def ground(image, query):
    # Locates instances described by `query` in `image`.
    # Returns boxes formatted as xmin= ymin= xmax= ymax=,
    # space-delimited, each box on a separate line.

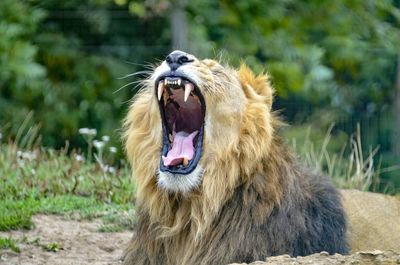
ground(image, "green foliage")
xmin=0 ymin=195 xmax=135 ymax=232
xmin=0 ymin=0 xmax=399 ymax=191
xmin=0 ymin=199 xmax=36 ymax=231
xmin=0 ymin=0 xmax=46 ymax=83
xmin=0 ymin=0 xmax=169 ymax=150
xmin=186 ymin=0 xmax=400 ymax=191
xmin=189 ymin=0 xmax=400 ymax=105
xmin=0 ymin=237 xmax=20 ymax=253
xmin=0 ymin=141 xmax=135 ymax=203
xmin=100 ymin=206 xmax=136 ymax=232
xmin=44 ymin=242 xmax=62 ymax=252
xmin=285 ymin=125 xmax=385 ymax=192
xmin=0 ymin=136 xmax=135 ymax=231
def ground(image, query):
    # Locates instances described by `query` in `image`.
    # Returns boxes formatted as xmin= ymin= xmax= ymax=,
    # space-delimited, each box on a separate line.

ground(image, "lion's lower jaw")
xmin=157 ymin=165 xmax=204 ymax=194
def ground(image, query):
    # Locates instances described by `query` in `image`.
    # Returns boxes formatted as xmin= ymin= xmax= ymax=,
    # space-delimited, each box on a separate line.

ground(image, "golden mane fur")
xmin=124 ymin=63 xmax=280 ymax=236
xmin=122 ymin=52 xmax=348 ymax=264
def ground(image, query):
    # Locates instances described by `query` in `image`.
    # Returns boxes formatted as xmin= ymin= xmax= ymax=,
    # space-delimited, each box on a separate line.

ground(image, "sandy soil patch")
xmin=0 ymin=214 xmax=131 ymax=265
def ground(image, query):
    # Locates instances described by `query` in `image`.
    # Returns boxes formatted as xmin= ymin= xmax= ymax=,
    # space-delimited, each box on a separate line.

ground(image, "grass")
xmin=287 ymin=124 xmax=399 ymax=193
xmin=43 ymin=242 xmax=63 ymax=252
xmin=0 ymin=237 xmax=20 ymax=253
xmin=0 ymin=125 xmax=136 ymax=242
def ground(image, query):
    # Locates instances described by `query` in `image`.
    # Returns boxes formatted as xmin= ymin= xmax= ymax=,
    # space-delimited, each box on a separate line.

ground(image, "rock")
xmin=228 ymin=251 xmax=400 ymax=265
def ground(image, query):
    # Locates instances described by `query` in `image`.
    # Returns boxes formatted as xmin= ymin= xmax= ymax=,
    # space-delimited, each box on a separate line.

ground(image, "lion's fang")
xmin=184 ymin=83 xmax=194 ymax=102
xmin=157 ymin=82 xmax=165 ymax=101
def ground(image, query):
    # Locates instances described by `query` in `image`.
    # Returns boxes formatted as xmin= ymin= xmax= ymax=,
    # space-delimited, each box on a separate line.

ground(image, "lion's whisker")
xmin=114 ymin=80 xmax=145 ymax=94
xmin=117 ymin=70 xmax=152 ymax=80
xmin=123 ymin=61 xmax=155 ymax=69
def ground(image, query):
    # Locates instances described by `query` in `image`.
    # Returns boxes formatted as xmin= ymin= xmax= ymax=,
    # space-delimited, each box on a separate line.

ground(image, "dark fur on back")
xmin=212 ymin=174 xmax=348 ymax=263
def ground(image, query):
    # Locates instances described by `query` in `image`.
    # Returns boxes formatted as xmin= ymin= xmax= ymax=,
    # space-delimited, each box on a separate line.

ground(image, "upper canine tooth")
xmin=177 ymin=79 xmax=181 ymax=86
xmin=157 ymin=82 xmax=164 ymax=101
xmin=184 ymin=83 xmax=194 ymax=102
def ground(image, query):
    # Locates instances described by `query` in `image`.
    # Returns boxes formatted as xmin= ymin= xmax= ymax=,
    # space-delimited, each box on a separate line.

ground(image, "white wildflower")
xmin=22 ymin=151 xmax=37 ymax=161
xmin=108 ymin=166 xmax=116 ymax=174
xmin=16 ymin=150 xmax=36 ymax=161
xmin=79 ymin=128 xmax=97 ymax=136
xmin=109 ymin=147 xmax=117 ymax=153
xmin=88 ymin=129 xmax=97 ymax=136
xmin=93 ymin=140 xmax=105 ymax=150
xmin=79 ymin=128 xmax=90 ymax=135
xmin=101 ymin=135 xmax=110 ymax=142
xmin=74 ymin=154 xmax=84 ymax=162
xmin=101 ymin=164 xmax=109 ymax=173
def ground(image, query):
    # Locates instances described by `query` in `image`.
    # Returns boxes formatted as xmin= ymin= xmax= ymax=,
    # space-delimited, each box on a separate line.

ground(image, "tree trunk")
xmin=170 ymin=0 xmax=188 ymax=51
xmin=394 ymin=54 xmax=400 ymax=157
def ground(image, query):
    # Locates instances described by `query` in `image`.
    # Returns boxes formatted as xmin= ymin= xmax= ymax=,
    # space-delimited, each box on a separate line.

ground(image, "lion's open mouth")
xmin=156 ymin=76 xmax=205 ymax=174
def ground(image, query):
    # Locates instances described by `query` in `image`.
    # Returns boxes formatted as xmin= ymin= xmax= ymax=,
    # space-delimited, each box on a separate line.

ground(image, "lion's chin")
xmin=157 ymin=165 xmax=203 ymax=194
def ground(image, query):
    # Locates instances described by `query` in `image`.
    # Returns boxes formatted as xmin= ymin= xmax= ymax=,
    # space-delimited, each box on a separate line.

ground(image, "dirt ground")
xmin=0 ymin=215 xmax=131 ymax=265
xmin=230 ymin=251 xmax=400 ymax=265
xmin=1 ymin=215 xmax=399 ymax=265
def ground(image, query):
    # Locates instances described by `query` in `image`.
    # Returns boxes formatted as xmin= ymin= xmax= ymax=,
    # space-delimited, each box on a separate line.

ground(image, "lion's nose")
xmin=165 ymin=50 xmax=192 ymax=71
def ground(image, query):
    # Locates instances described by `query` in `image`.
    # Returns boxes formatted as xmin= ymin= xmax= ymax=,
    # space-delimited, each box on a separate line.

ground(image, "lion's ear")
xmin=238 ymin=64 xmax=274 ymax=109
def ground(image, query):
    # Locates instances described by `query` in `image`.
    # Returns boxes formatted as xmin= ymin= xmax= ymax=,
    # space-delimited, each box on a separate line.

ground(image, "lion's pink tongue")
xmin=162 ymin=131 xmax=198 ymax=167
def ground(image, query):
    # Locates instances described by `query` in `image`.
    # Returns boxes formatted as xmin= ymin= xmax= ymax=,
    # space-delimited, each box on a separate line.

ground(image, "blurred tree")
xmin=395 ymin=55 xmax=400 ymax=156
xmin=185 ymin=0 xmax=400 ymax=191
xmin=171 ymin=0 xmax=188 ymax=50
xmin=187 ymin=0 xmax=400 ymax=107
xmin=0 ymin=0 xmax=399 ymax=190
xmin=0 ymin=0 xmax=170 ymax=150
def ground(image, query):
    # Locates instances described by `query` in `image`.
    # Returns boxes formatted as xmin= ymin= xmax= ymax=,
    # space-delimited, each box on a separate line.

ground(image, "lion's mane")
xmin=122 ymin=56 xmax=348 ymax=265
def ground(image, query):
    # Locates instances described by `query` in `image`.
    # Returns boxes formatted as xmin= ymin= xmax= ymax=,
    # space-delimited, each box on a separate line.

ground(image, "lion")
xmin=122 ymin=50 xmax=348 ymax=265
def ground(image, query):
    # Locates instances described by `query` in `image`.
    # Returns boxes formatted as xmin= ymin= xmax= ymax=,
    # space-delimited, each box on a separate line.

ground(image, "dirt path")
xmin=230 ymin=251 xmax=400 ymax=265
xmin=1 ymin=215 xmax=399 ymax=265
xmin=0 ymin=215 xmax=131 ymax=265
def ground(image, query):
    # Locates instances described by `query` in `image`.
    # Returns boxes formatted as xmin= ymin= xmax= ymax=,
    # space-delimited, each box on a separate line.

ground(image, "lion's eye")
xmin=177 ymin=55 xmax=190 ymax=64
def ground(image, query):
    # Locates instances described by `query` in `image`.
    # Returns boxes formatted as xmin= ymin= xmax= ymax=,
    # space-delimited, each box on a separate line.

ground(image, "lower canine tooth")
xmin=183 ymin=157 xmax=189 ymax=166
xmin=163 ymin=91 xmax=168 ymax=105
xmin=157 ymin=82 xmax=164 ymax=101
xmin=184 ymin=83 xmax=194 ymax=102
